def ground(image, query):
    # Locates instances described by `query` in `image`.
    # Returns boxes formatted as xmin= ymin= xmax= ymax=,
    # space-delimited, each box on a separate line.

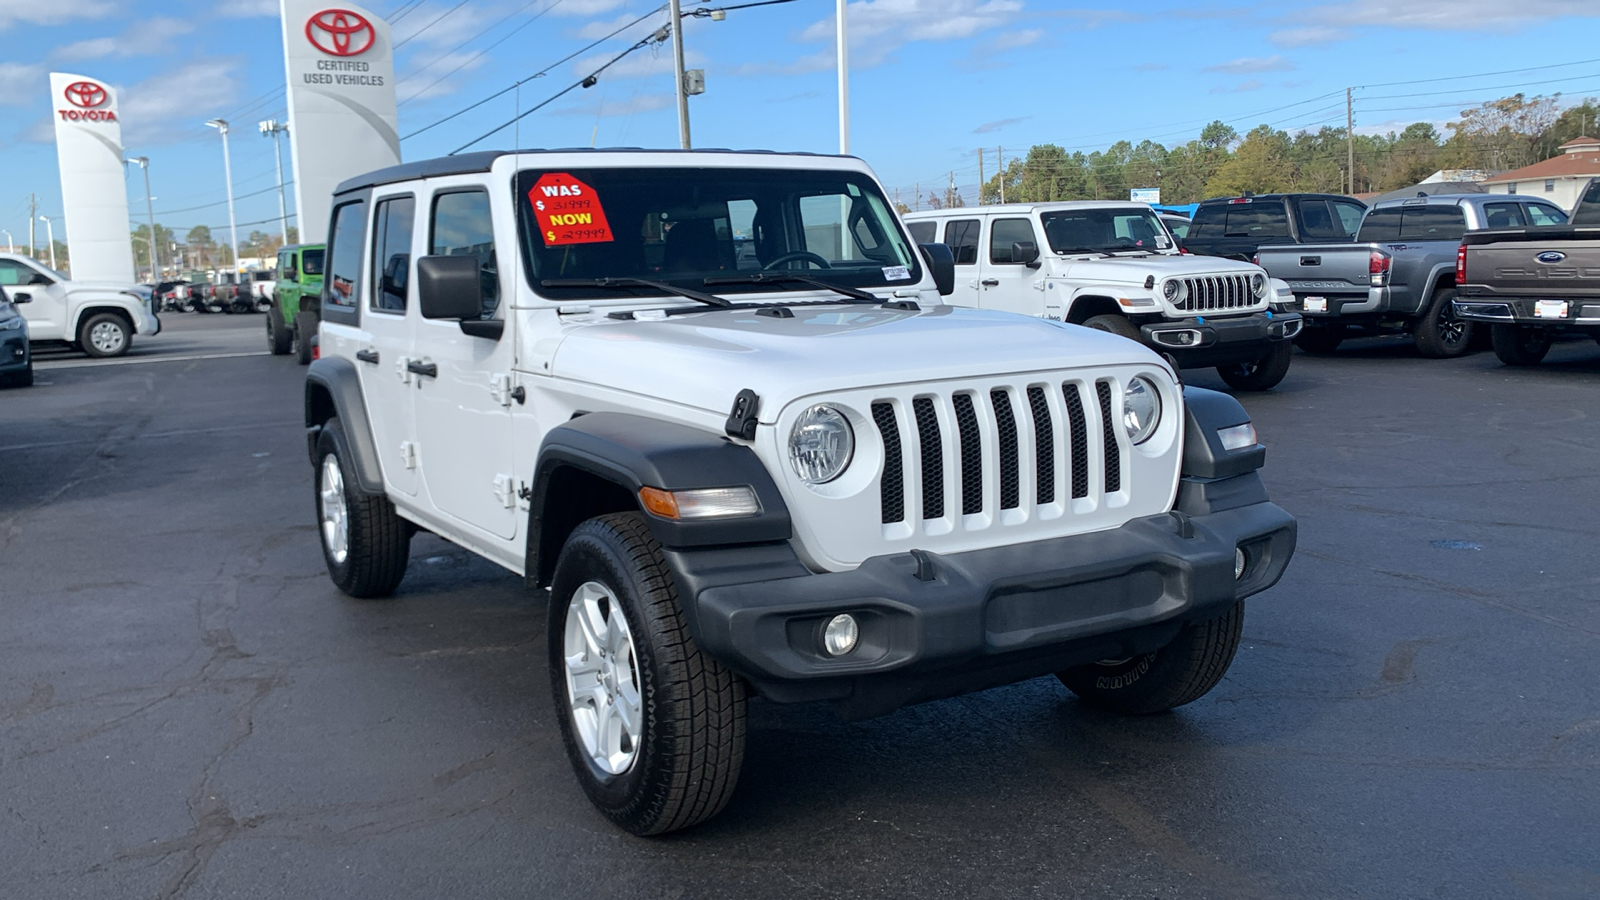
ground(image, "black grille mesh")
xmin=1064 ymin=384 xmax=1090 ymax=499
xmin=953 ymin=394 xmax=983 ymax=516
xmin=1026 ymin=387 xmax=1055 ymax=505
xmin=912 ymin=397 xmax=944 ymax=520
xmin=990 ymin=390 xmax=1020 ymax=510
xmin=872 ymin=402 xmax=904 ymax=524
xmin=1095 ymin=381 xmax=1122 ymax=494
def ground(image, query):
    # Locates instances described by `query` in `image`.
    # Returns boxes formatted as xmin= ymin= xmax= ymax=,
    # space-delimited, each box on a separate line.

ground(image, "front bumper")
xmin=1 ymin=331 xmax=29 ymax=372
xmin=138 ymin=310 xmax=161 ymax=336
xmin=1142 ymin=311 xmax=1303 ymax=367
xmin=667 ymin=491 xmax=1295 ymax=719
xmin=1454 ymin=297 xmax=1600 ymax=328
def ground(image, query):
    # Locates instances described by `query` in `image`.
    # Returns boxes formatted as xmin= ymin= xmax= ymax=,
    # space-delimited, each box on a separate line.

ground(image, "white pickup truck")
xmin=0 ymin=253 xmax=160 ymax=357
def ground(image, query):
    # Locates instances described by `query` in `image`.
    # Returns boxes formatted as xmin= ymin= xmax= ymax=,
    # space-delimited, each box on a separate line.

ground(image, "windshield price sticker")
xmin=882 ymin=265 xmax=911 ymax=281
xmin=529 ymin=173 xmax=613 ymax=246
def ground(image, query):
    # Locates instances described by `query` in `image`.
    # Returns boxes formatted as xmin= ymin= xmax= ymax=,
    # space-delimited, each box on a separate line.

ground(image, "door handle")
xmin=1300 ymin=256 xmax=1321 ymax=266
xmin=406 ymin=359 xmax=438 ymax=378
xmin=355 ymin=348 xmax=380 ymax=364
xmin=981 ymin=278 xmax=999 ymax=287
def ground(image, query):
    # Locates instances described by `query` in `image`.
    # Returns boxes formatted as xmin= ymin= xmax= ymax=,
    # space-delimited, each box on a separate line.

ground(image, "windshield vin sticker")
xmin=882 ymin=265 xmax=911 ymax=281
xmin=529 ymin=173 xmax=613 ymax=246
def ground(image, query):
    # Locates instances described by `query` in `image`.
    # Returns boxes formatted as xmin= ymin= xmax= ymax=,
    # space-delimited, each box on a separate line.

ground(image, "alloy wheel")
xmin=319 ymin=455 xmax=349 ymax=565
xmin=563 ymin=581 xmax=643 ymax=776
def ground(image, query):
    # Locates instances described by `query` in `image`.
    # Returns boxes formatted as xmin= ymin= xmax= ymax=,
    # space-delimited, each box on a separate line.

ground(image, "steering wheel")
xmin=762 ymin=251 xmax=831 ymax=271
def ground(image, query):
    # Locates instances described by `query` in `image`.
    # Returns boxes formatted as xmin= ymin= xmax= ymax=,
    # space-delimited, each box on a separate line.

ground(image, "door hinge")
xmin=490 ymin=373 xmax=514 ymax=407
xmin=396 ymin=355 xmax=412 ymax=384
xmin=517 ymin=482 xmax=533 ymax=502
xmin=493 ymin=474 xmax=516 ymax=509
xmin=399 ymin=440 xmax=418 ymax=470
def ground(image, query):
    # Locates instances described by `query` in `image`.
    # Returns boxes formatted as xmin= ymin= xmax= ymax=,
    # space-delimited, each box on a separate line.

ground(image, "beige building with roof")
xmin=1482 ymin=137 xmax=1600 ymax=211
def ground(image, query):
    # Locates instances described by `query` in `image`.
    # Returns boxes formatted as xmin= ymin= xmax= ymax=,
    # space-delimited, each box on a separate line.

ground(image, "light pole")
xmin=205 ymin=119 xmax=240 ymax=272
xmin=259 ymin=119 xmax=290 ymax=242
xmin=1 ymin=230 xmax=11 ymax=252
xmin=836 ymin=0 xmax=849 ymax=154
xmin=125 ymin=156 xmax=161 ymax=279
xmin=38 ymin=216 xmax=57 ymax=271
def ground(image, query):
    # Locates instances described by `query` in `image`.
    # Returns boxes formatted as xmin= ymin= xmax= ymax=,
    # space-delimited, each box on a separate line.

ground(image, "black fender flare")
xmin=1180 ymin=386 xmax=1265 ymax=479
xmin=304 ymin=357 xmax=384 ymax=494
xmin=526 ymin=412 xmax=792 ymax=586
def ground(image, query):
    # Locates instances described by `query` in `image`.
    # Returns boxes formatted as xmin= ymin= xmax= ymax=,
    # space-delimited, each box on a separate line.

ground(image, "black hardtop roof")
xmin=334 ymin=148 xmax=856 ymax=196
xmin=1195 ymin=192 xmax=1365 ymax=207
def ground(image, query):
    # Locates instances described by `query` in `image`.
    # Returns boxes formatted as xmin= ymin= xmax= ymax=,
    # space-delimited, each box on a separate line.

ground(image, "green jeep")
xmin=268 ymin=243 xmax=325 ymax=364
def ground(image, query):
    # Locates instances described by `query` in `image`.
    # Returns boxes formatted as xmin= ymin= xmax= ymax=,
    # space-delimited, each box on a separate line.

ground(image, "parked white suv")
xmin=0 ymin=253 xmax=160 ymax=357
xmin=304 ymin=150 xmax=1296 ymax=835
xmin=904 ymin=202 xmax=1303 ymax=390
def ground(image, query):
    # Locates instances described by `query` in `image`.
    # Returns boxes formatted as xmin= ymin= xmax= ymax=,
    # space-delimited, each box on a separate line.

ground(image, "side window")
xmin=1186 ymin=205 xmax=1226 ymax=239
xmin=324 ymin=200 xmax=367 ymax=311
xmin=1576 ymin=181 xmax=1600 ymax=226
xmin=430 ymin=190 xmax=499 ymax=318
xmin=370 ymin=196 xmax=415 ymax=312
xmin=989 ymin=218 xmax=1037 ymax=264
xmin=1400 ymin=206 xmax=1466 ymax=241
xmin=1481 ymin=202 xmax=1526 ymax=229
xmin=944 ymin=218 xmax=980 ymax=266
xmin=906 ymin=221 xmax=936 ymax=244
xmin=1527 ymin=204 xmax=1567 ymax=226
xmin=1331 ymin=201 xmax=1367 ymax=237
xmin=0 ymin=259 xmax=36 ymax=286
xmin=301 ymin=248 xmax=325 ymax=276
xmin=1356 ymin=208 xmax=1401 ymax=242
xmin=1295 ymin=199 xmax=1343 ymax=240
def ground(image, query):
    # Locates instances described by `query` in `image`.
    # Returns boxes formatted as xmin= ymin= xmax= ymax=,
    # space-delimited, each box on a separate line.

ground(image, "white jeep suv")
xmin=303 ymin=150 xmax=1297 ymax=835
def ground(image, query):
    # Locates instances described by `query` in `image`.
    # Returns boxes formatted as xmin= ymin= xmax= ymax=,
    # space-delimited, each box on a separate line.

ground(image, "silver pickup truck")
xmin=1255 ymin=193 xmax=1568 ymax=357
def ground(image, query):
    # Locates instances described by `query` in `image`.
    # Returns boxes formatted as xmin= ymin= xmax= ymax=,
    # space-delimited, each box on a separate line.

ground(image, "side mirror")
xmin=918 ymin=242 xmax=956 ymax=297
xmin=417 ymin=255 xmax=502 ymax=339
xmin=29 ymin=273 xmax=51 ymax=285
xmin=13 ymin=292 xmax=31 ymax=303
xmin=1012 ymin=241 xmax=1041 ymax=267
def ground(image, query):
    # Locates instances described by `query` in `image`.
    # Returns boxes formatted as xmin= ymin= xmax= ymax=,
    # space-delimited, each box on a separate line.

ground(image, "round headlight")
xmin=1251 ymin=273 xmax=1267 ymax=297
xmin=1162 ymin=279 xmax=1181 ymax=301
xmin=1122 ymin=376 xmax=1162 ymax=445
xmin=789 ymin=405 xmax=854 ymax=484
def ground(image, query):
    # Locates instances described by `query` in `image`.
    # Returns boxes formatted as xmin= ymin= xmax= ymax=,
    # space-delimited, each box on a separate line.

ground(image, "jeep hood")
xmin=1059 ymin=254 xmax=1260 ymax=284
xmin=548 ymin=303 xmax=1169 ymax=419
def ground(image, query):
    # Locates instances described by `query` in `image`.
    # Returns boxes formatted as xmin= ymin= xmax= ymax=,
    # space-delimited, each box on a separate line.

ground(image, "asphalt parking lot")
xmin=3 ymin=314 xmax=1598 ymax=900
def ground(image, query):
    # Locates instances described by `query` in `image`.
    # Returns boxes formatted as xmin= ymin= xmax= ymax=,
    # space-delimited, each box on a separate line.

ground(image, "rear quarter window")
xmin=323 ymin=200 xmax=368 ymax=325
xmin=1574 ymin=181 xmax=1600 ymax=226
xmin=1359 ymin=205 xmax=1466 ymax=242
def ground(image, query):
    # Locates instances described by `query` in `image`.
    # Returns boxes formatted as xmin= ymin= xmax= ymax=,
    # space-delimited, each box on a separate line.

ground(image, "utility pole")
xmin=27 ymin=193 xmax=37 ymax=260
xmin=836 ymin=0 xmax=849 ymax=154
xmin=977 ymin=149 xmax=984 ymax=205
xmin=669 ymin=0 xmax=691 ymax=149
xmin=997 ymin=147 xmax=1004 ymax=204
xmin=913 ymin=182 xmax=919 ymax=212
xmin=1346 ymin=87 xmax=1355 ymax=195
xmin=260 ymin=120 xmax=290 ymax=242
xmin=206 ymin=119 xmax=239 ymax=271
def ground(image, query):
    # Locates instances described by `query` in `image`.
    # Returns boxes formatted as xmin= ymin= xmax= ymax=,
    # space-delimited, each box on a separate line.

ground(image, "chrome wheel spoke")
xmin=563 ymin=580 xmax=643 ymax=776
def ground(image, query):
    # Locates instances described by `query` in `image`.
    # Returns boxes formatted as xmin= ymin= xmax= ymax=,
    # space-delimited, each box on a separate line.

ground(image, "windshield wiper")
xmin=1052 ymin=247 xmax=1111 ymax=257
xmin=541 ymin=277 xmax=731 ymax=308
xmin=702 ymin=272 xmax=878 ymax=302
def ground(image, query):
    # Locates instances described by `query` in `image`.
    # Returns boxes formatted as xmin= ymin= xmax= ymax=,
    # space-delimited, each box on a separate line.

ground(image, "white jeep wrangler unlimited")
xmin=904 ymin=202 xmax=1304 ymax=391
xmin=304 ymin=150 xmax=1297 ymax=835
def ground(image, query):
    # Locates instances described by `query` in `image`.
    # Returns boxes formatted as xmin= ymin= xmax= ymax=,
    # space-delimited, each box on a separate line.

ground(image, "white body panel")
xmin=0 ymin=254 xmax=157 ymax=342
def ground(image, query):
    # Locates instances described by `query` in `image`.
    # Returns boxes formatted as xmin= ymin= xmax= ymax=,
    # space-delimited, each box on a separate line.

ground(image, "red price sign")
xmin=528 ymin=173 xmax=613 ymax=246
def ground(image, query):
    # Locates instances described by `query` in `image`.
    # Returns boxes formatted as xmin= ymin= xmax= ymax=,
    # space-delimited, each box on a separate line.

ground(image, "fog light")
xmin=822 ymin=614 xmax=859 ymax=657
xmin=1235 ymin=548 xmax=1248 ymax=580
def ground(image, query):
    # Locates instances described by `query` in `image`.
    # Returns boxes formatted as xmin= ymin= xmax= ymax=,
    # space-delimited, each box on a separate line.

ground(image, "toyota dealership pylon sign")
xmin=48 ymin=72 xmax=135 ymax=283
xmin=282 ymin=0 xmax=399 ymax=244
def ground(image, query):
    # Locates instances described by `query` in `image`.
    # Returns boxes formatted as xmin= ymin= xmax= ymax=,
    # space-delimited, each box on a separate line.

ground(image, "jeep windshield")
xmin=516 ymin=167 xmax=923 ymax=301
xmin=1040 ymin=208 xmax=1173 ymax=255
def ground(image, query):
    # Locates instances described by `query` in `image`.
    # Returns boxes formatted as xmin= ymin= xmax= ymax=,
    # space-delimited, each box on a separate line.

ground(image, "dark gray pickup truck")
xmin=1455 ymin=178 xmax=1600 ymax=365
xmin=1256 ymin=193 xmax=1569 ymax=357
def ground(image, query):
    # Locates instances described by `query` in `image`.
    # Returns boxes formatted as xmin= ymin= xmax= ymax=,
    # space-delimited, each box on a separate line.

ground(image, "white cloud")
xmin=557 ymin=91 xmax=673 ymax=118
xmin=1202 ymin=55 xmax=1293 ymax=75
xmin=1270 ymin=26 xmax=1347 ymax=47
xmin=0 ymin=0 xmax=113 ymax=29
xmin=0 ymin=61 xmax=44 ymax=106
xmin=973 ymin=116 xmax=1028 ymax=134
xmin=1311 ymin=0 xmax=1597 ymax=28
xmin=393 ymin=1 xmax=504 ymax=49
xmin=54 ymin=18 xmax=196 ymax=61
xmin=794 ymin=0 xmax=1023 ymax=70
xmin=119 ymin=59 xmax=243 ymax=146
xmin=397 ymin=51 xmax=489 ymax=101
xmin=1210 ymin=79 xmax=1264 ymax=94
xmin=549 ymin=0 xmax=627 ymax=17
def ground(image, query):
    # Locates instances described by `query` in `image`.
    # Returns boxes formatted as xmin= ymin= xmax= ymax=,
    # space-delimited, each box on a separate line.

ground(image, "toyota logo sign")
xmin=63 ymin=81 xmax=108 ymax=109
xmin=306 ymin=9 xmax=375 ymax=57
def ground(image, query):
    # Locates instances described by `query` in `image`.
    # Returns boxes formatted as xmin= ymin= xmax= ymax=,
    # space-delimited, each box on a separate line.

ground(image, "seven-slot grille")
xmin=871 ymin=379 xmax=1127 ymax=528
xmin=1176 ymin=273 xmax=1256 ymax=312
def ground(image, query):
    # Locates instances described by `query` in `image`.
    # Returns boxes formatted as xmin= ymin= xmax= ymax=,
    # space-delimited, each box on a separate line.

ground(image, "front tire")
xmin=1083 ymin=313 xmax=1142 ymax=343
xmin=1216 ymin=341 xmax=1292 ymax=391
xmin=549 ymin=512 xmax=747 ymax=836
xmin=1413 ymin=289 xmax=1472 ymax=358
xmin=267 ymin=308 xmax=293 ymax=355
xmin=1058 ymin=601 xmax=1244 ymax=715
xmin=314 ymin=417 xmax=410 ymax=598
xmin=295 ymin=311 xmax=316 ymax=366
xmin=1491 ymin=324 xmax=1553 ymax=366
xmin=79 ymin=313 xmax=131 ymax=358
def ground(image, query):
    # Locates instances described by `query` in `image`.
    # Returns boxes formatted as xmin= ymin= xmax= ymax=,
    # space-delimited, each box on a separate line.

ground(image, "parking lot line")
xmin=35 ymin=350 xmax=271 ymax=370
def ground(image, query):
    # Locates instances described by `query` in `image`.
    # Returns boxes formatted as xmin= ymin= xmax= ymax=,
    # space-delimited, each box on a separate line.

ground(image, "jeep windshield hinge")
xmin=725 ymin=389 xmax=760 ymax=440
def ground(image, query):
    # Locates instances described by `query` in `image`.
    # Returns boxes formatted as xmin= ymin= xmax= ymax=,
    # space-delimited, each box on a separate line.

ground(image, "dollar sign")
xmin=547 ymin=230 xmax=555 ymax=242
xmin=536 ymin=200 xmax=545 ymax=210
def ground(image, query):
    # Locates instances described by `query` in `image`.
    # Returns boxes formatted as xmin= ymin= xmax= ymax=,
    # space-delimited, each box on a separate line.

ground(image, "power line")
xmin=155 ymin=181 xmax=295 ymax=217
xmin=1357 ymin=57 xmax=1600 ymax=90
xmin=394 ymin=0 xmax=473 ymax=50
xmin=399 ymin=0 xmax=569 ymax=104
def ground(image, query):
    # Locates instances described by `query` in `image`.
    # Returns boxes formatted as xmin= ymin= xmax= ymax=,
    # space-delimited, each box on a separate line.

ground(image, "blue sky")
xmin=3 ymin=0 xmax=1599 ymax=248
